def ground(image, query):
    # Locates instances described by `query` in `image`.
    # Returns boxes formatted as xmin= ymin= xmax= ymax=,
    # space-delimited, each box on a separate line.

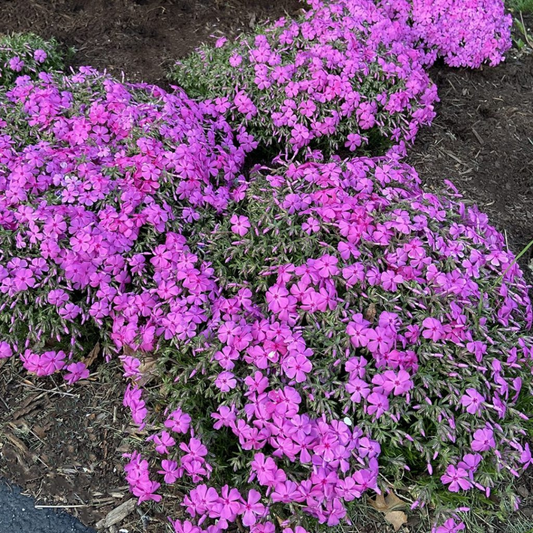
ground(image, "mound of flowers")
xmin=0 ymin=68 xmax=252 ymax=381
xmin=170 ymin=0 xmax=439 ymax=156
xmin=0 ymin=0 xmax=524 ymax=530
xmin=408 ymin=0 xmax=512 ymax=68
xmin=0 ymin=32 xmax=69 ymax=88
xmin=119 ymin=153 xmax=533 ymax=532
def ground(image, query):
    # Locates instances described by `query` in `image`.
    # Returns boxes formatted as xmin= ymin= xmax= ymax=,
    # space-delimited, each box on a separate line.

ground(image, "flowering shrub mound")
xmin=0 ymin=1 xmax=521 ymax=530
xmin=408 ymin=0 xmax=512 ymax=68
xmin=0 ymin=33 xmax=69 ymax=88
xmin=122 ymin=154 xmax=533 ymax=532
xmin=169 ymin=0 xmax=438 ymax=156
xmin=0 ymin=68 xmax=251 ymax=384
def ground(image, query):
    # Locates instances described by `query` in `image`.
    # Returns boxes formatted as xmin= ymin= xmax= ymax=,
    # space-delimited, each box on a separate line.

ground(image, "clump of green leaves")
xmin=0 ymin=33 xmax=72 ymax=88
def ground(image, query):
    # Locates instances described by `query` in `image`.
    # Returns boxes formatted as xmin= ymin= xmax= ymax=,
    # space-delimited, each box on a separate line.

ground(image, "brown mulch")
xmin=0 ymin=0 xmax=302 ymax=87
xmin=0 ymin=2 xmax=533 ymax=533
xmin=0 ymin=358 xmax=135 ymax=529
xmin=408 ymin=51 xmax=533 ymax=281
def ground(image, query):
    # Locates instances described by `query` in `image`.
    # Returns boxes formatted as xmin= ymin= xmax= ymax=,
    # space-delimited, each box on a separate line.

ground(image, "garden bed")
xmin=0 ymin=1 xmax=533 ymax=533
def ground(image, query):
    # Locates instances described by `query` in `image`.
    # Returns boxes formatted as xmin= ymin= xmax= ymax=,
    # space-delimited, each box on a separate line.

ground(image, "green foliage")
xmin=0 ymin=32 xmax=72 ymax=89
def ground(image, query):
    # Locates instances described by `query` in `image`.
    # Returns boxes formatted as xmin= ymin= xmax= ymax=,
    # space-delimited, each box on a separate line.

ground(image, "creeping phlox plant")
xmin=170 ymin=0 xmax=438 ymax=156
xmin=0 ymin=33 xmax=69 ymax=89
xmin=0 ymin=0 xmax=522 ymax=530
xmin=373 ymin=0 xmax=512 ymax=69
xmin=123 ymin=154 xmax=533 ymax=532
xmin=0 ymin=68 xmax=251 ymax=386
xmin=408 ymin=0 xmax=512 ymax=68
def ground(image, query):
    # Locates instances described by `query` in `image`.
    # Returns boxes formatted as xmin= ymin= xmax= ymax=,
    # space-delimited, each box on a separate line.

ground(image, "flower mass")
xmin=0 ymin=1 xmax=530 ymax=532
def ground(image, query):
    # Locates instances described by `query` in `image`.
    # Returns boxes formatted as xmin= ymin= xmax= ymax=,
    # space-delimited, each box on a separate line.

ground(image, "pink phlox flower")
xmin=345 ymin=356 xmax=367 ymax=378
xmin=457 ymin=453 xmax=482 ymax=476
xmin=422 ymin=317 xmax=444 ymax=342
xmin=120 ymin=355 xmax=141 ymax=380
xmin=151 ymin=431 xmax=176 ymax=454
xmin=283 ymin=353 xmax=312 ymax=383
xmin=366 ymin=392 xmax=389 ymax=418
xmin=366 ymin=327 xmax=394 ymax=354
xmin=158 ymin=459 xmax=182 ymax=484
xmin=230 ymin=214 xmax=251 ymax=236
xmin=214 ymin=346 xmax=239 ymax=370
xmin=241 ymin=489 xmax=266 ymax=527
xmin=459 ymin=388 xmax=485 ymax=414
xmin=265 ymin=284 xmax=290 ymax=314
xmin=187 ymin=484 xmax=219 ymax=518
xmin=9 ymin=56 xmax=24 ymax=72
xmin=441 ymin=465 xmax=473 ymax=492
xmin=345 ymin=377 xmax=370 ymax=403
xmin=381 ymin=370 xmax=414 ymax=396
xmin=314 ymin=254 xmax=339 ymax=278
xmin=346 ymin=315 xmax=371 ymax=347
xmin=211 ymin=405 xmax=237 ymax=430
xmin=215 ymin=371 xmax=237 ymax=392
xmin=471 ymin=427 xmax=496 ymax=452
xmin=271 ymin=480 xmax=304 ymax=504
xmin=180 ymin=437 xmax=208 ymax=461
xmin=132 ymin=477 xmax=162 ymax=503
xmin=0 ymin=342 xmax=13 ymax=359
xmin=351 ymin=468 xmax=377 ymax=493
xmin=170 ymin=519 xmax=201 ymax=533
xmin=434 ymin=518 xmax=466 ymax=533
xmin=63 ymin=362 xmax=90 ymax=384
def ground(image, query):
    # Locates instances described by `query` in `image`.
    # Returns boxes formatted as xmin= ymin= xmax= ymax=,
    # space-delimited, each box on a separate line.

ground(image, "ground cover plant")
xmin=170 ymin=0 xmax=439 ymax=157
xmin=0 ymin=0 xmax=532 ymax=532
xmin=0 ymin=32 xmax=69 ymax=88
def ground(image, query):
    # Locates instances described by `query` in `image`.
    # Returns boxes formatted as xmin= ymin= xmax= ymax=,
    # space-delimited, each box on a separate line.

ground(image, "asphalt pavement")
xmin=0 ymin=478 xmax=96 ymax=533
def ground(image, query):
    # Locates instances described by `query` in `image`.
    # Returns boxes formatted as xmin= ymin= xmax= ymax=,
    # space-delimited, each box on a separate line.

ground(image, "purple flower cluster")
xmin=171 ymin=0 xmax=439 ymax=155
xmin=0 ymin=32 xmax=69 ymax=88
xmin=0 ymin=1 xmax=521 ymax=531
xmin=408 ymin=0 xmax=512 ymax=67
xmin=0 ymin=68 xmax=248 ymax=386
xmin=123 ymin=153 xmax=533 ymax=532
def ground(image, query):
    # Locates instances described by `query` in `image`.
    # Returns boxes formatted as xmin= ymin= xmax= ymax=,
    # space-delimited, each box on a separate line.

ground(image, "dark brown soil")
xmin=408 ymin=52 xmax=533 ymax=279
xmin=0 ymin=358 xmax=134 ymax=528
xmin=0 ymin=0 xmax=302 ymax=87
xmin=0 ymin=1 xmax=533 ymax=532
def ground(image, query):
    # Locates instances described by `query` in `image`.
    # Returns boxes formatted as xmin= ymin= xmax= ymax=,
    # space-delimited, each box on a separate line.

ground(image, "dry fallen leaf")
xmin=82 ymin=342 xmax=100 ymax=368
xmin=364 ymin=302 xmax=377 ymax=322
xmin=384 ymin=510 xmax=408 ymax=532
xmin=369 ymin=491 xmax=408 ymax=531
xmin=137 ymin=354 xmax=158 ymax=387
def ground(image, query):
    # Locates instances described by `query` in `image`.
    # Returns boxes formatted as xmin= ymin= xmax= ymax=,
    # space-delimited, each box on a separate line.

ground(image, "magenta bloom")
xmin=8 ymin=56 xmax=24 ymax=72
xmin=230 ymin=214 xmax=251 ymax=236
xmin=0 ymin=342 xmax=12 ymax=359
xmin=34 ymin=49 xmax=48 ymax=63
xmin=164 ymin=408 xmax=192 ymax=434
xmin=169 ymin=519 xmax=201 ymax=533
xmin=63 ymin=362 xmax=90 ymax=384
xmin=132 ymin=478 xmax=162 ymax=503
xmin=215 ymin=371 xmax=237 ymax=392
xmin=435 ymin=518 xmax=466 ymax=533
xmin=152 ymin=431 xmax=176 ymax=454
xmin=440 ymin=465 xmax=472 ymax=492
xmin=283 ymin=354 xmax=312 ymax=382
xmin=158 ymin=459 xmax=181 ymax=484
xmin=315 ymin=254 xmax=339 ymax=278
xmin=460 ymin=388 xmax=485 ymax=414
xmin=366 ymin=392 xmax=389 ymax=418
xmin=471 ymin=428 xmax=496 ymax=451
xmin=381 ymin=370 xmax=414 ymax=396
xmin=422 ymin=317 xmax=444 ymax=341
xmin=241 ymin=489 xmax=265 ymax=526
